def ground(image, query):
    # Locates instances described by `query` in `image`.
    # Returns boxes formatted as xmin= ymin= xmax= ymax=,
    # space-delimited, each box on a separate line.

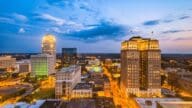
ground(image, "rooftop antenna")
xmin=151 ymin=31 xmax=154 ymax=38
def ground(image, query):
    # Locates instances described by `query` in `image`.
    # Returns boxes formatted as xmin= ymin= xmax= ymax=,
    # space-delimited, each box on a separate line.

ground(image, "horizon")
xmin=0 ymin=0 xmax=192 ymax=53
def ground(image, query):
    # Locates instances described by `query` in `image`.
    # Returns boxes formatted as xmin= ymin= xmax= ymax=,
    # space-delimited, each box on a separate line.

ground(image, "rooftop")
xmin=135 ymin=98 xmax=183 ymax=108
xmin=129 ymin=36 xmax=157 ymax=41
xmin=59 ymin=65 xmax=80 ymax=73
xmin=31 ymin=54 xmax=53 ymax=58
xmin=73 ymin=83 xmax=93 ymax=90
xmin=0 ymin=56 xmax=15 ymax=60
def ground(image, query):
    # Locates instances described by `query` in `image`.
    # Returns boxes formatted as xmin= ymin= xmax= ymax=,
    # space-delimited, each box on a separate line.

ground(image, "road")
xmin=103 ymin=67 xmax=139 ymax=108
xmin=0 ymin=81 xmax=34 ymax=107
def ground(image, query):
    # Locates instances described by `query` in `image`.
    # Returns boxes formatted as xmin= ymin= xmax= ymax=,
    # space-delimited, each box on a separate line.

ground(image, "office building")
xmin=61 ymin=48 xmax=77 ymax=67
xmin=31 ymin=54 xmax=55 ymax=77
xmin=42 ymin=34 xmax=56 ymax=66
xmin=121 ymin=36 xmax=161 ymax=97
xmin=55 ymin=65 xmax=81 ymax=99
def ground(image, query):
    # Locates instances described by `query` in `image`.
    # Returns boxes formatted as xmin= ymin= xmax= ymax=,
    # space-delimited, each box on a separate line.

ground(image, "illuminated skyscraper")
xmin=61 ymin=48 xmax=77 ymax=67
xmin=31 ymin=54 xmax=54 ymax=77
xmin=121 ymin=36 xmax=161 ymax=97
xmin=42 ymin=34 xmax=56 ymax=66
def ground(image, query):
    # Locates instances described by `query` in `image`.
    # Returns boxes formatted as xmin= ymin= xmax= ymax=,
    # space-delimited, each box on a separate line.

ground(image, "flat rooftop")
xmin=31 ymin=54 xmax=53 ymax=58
xmin=73 ymin=83 xmax=92 ymax=90
xmin=158 ymin=101 xmax=192 ymax=108
xmin=0 ymin=56 xmax=15 ymax=60
xmin=59 ymin=65 xmax=80 ymax=73
xmin=135 ymin=98 xmax=184 ymax=108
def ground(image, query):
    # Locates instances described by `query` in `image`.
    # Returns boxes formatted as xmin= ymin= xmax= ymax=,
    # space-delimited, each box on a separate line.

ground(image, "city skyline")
xmin=0 ymin=0 xmax=192 ymax=53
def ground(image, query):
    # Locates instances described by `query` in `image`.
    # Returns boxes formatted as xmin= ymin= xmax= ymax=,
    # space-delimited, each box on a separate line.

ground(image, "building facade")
xmin=55 ymin=65 xmax=81 ymax=99
xmin=42 ymin=34 xmax=56 ymax=67
xmin=16 ymin=60 xmax=31 ymax=73
xmin=0 ymin=56 xmax=16 ymax=70
xmin=72 ymin=83 xmax=93 ymax=99
xmin=61 ymin=48 xmax=77 ymax=67
xmin=31 ymin=54 xmax=55 ymax=77
xmin=121 ymin=36 xmax=161 ymax=97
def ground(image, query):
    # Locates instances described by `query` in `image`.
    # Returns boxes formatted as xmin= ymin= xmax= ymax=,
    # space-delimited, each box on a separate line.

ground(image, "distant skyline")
xmin=0 ymin=0 xmax=192 ymax=53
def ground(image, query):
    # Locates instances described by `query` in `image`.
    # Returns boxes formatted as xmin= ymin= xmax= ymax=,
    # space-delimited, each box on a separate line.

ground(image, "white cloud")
xmin=18 ymin=28 xmax=25 ymax=33
xmin=40 ymin=13 xmax=84 ymax=29
xmin=46 ymin=27 xmax=62 ymax=33
xmin=41 ymin=14 xmax=65 ymax=26
xmin=0 ymin=17 xmax=14 ymax=23
xmin=13 ymin=13 xmax=28 ymax=22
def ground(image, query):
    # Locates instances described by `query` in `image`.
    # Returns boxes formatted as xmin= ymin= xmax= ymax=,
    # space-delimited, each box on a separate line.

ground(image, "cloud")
xmin=143 ymin=20 xmax=160 ymax=26
xmin=40 ymin=13 xmax=65 ymax=26
xmin=36 ymin=13 xmax=83 ymax=29
xmin=79 ymin=2 xmax=96 ymax=13
xmin=161 ymin=30 xmax=184 ymax=34
xmin=46 ymin=0 xmax=75 ymax=7
xmin=0 ymin=17 xmax=14 ymax=23
xmin=18 ymin=28 xmax=25 ymax=33
xmin=46 ymin=27 xmax=62 ymax=33
xmin=162 ymin=19 xmax=174 ymax=23
xmin=62 ymin=20 xmax=132 ymax=42
xmin=13 ymin=13 xmax=28 ymax=22
xmin=161 ymin=29 xmax=192 ymax=34
xmin=174 ymin=37 xmax=192 ymax=41
xmin=178 ymin=15 xmax=190 ymax=20
xmin=143 ymin=15 xmax=191 ymax=26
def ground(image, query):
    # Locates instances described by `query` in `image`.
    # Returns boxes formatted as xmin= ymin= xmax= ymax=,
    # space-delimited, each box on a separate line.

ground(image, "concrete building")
xmin=166 ymin=68 xmax=192 ymax=94
xmin=42 ymin=34 xmax=56 ymax=66
xmin=104 ymin=76 xmax=111 ymax=97
xmin=0 ymin=56 xmax=16 ymax=70
xmin=31 ymin=54 xmax=55 ymax=77
xmin=72 ymin=83 xmax=93 ymax=98
xmin=16 ymin=60 xmax=31 ymax=73
xmin=55 ymin=65 xmax=81 ymax=99
xmin=135 ymin=98 xmax=192 ymax=108
xmin=121 ymin=36 xmax=161 ymax=97
xmin=61 ymin=48 xmax=77 ymax=67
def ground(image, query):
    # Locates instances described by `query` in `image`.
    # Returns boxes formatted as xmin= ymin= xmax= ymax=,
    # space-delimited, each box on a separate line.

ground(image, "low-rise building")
xmin=0 ymin=56 xmax=16 ymax=70
xmin=72 ymin=83 xmax=93 ymax=98
xmin=135 ymin=98 xmax=186 ymax=108
xmin=166 ymin=68 xmax=192 ymax=94
xmin=16 ymin=60 xmax=31 ymax=73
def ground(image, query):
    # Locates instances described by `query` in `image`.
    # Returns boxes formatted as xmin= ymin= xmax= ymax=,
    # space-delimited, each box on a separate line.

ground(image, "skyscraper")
xmin=121 ymin=36 xmax=161 ymax=97
xmin=42 ymin=34 xmax=56 ymax=66
xmin=31 ymin=54 xmax=54 ymax=77
xmin=61 ymin=48 xmax=77 ymax=67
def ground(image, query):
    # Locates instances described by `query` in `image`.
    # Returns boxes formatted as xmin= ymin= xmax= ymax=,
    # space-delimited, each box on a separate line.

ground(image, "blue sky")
xmin=0 ymin=0 xmax=192 ymax=53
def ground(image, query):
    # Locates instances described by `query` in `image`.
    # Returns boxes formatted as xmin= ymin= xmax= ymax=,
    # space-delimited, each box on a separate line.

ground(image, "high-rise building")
xmin=55 ymin=65 xmax=81 ymax=99
xmin=61 ymin=48 xmax=77 ymax=67
xmin=42 ymin=34 xmax=56 ymax=66
xmin=121 ymin=36 xmax=161 ymax=97
xmin=31 ymin=54 xmax=55 ymax=77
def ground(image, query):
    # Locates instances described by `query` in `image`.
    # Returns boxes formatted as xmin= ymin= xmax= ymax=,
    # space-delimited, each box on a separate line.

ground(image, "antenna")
xmin=151 ymin=31 xmax=154 ymax=37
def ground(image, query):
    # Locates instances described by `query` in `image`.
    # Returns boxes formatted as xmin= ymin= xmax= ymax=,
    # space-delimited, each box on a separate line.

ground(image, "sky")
xmin=0 ymin=0 xmax=192 ymax=53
